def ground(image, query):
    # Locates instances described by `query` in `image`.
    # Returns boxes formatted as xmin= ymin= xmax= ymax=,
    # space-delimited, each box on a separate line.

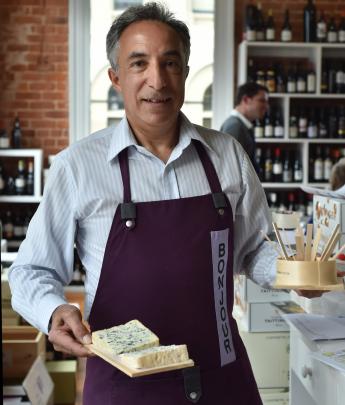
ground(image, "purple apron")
xmin=83 ymin=140 xmax=262 ymax=404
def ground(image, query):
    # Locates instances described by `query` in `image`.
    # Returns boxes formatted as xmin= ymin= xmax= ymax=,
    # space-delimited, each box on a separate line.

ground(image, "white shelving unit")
xmin=0 ymin=149 xmax=43 ymax=202
xmin=238 ymin=41 xmax=345 ymax=190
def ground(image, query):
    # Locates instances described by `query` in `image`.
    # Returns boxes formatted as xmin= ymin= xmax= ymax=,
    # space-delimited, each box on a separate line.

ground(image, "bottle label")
xmin=0 ymin=177 xmax=5 ymax=191
xmin=274 ymin=126 xmax=284 ymax=137
xmin=15 ymin=178 xmax=26 ymax=188
xmin=14 ymin=226 xmax=23 ymax=238
xmin=273 ymin=162 xmax=282 ymax=175
xmin=287 ymin=81 xmax=296 ymax=92
xmin=299 ymin=118 xmax=307 ymax=132
xmin=314 ymin=162 xmax=324 ymax=180
xmin=307 ymin=125 xmax=318 ymax=138
xmin=327 ymin=31 xmax=337 ymax=43
xmin=294 ymin=169 xmax=303 ymax=182
xmin=264 ymin=125 xmax=273 ymax=137
xmin=289 ymin=126 xmax=298 ymax=138
xmin=317 ymin=23 xmax=327 ymax=40
xmin=283 ymin=170 xmax=292 ymax=182
xmin=324 ymin=161 xmax=333 ymax=180
xmin=0 ymin=138 xmax=10 ymax=148
xmin=246 ymin=29 xmax=256 ymax=41
xmin=266 ymin=29 xmax=275 ymax=41
xmin=336 ymin=71 xmax=344 ymax=84
xmin=281 ymin=30 xmax=292 ymax=42
xmin=297 ymin=79 xmax=306 ymax=92
xmin=339 ymin=30 xmax=345 ymax=43
xmin=254 ymin=127 xmax=263 ymax=138
xmin=307 ymin=75 xmax=316 ymax=92
xmin=256 ymin=31 xmax=265 ymax=41
xmin=4 ymin=223 xmax=14 ymax=239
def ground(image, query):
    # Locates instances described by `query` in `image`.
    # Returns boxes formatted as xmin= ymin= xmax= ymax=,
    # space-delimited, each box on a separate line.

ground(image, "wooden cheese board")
xmin=85 ymin=344 xmax=195 ymax=377
xmin=273 ymin=282 xmax=344 ymax=291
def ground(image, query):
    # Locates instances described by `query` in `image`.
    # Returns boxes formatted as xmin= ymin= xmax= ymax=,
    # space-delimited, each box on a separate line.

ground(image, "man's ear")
xmin=185 ymin=65 xmax=190 ymax=79
xmin=108 ymin=68 xmax=122 ymax=93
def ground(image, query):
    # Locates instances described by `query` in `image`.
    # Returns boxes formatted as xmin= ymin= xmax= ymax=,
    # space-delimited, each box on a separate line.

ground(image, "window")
xmin=203 ymin=84 xmax=212 ymax=111
xmin=113 ymin=0 xmax=142 ymax=10
xmin=108 ymin=87 xmax=124 ymax=110
xmin=192 ymin=0 xmax=214 ymax=14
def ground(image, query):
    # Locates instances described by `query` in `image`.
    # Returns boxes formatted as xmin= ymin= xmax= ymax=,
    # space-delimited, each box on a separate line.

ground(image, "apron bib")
xmin=83 ymin=140 xmax=262 ymax=404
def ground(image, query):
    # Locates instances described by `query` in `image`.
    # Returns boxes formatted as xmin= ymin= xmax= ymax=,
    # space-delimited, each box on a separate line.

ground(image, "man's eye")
xmin=165 ymin=60 xmax=182 ymax=72
xmin=130 ymin=60 xmax=146 ymax=68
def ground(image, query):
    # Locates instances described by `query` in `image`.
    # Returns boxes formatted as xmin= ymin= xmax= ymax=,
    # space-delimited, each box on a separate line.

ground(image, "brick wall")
xmin=0 ymin=0 xmax=69 ymax=161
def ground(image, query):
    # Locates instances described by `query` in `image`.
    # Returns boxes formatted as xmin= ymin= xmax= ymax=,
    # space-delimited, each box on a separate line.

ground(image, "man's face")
xmin=245 ymin=90 xmax=269 ymax=121
xmin=108 ymin=20 xmax=189 ymax=132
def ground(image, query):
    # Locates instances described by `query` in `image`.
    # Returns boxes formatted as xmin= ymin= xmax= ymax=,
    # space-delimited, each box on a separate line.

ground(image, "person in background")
xmin=220 ymin=82 xmax=269 ymax=173
xmin=330 ymin=157 xmax=345 ymax=191
xmin=8 ymin=3 xmax=278 ymax=404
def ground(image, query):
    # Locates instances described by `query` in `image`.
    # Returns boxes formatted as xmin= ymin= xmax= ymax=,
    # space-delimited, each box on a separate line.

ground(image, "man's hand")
xmin=48 ymin=304 xmax=93 ymax=357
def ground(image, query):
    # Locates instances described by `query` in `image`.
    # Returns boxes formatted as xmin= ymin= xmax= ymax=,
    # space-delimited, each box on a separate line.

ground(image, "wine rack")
xmin=238 ymin=41 xmax=345 ymax=198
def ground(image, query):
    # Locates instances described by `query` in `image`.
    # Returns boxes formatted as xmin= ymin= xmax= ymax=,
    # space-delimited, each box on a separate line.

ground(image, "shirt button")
xmin=189 ymin=392 xmax=197 ymax=400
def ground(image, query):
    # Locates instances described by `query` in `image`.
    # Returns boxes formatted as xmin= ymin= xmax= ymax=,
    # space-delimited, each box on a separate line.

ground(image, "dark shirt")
xmin=220 ymin=115 xmax=258 ymax=174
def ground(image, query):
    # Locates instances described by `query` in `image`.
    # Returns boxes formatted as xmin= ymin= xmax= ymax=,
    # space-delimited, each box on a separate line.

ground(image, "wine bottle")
xmin=316 ymin=11 xmax=327 ymax=42
xmin=12 ymin=117 xmax=22 ymax=149
xmin=338 ymin=105 xmax=345 ymax=138
xmin=307 ymin=109 xmax=318 ymax=138
xmin=0 ymin=161 xmax=5 ymax=194
xmin=303 ymin=0 xmax=317 ymax=42
xmin=282 ymin=151 xmax=293 ymax=182
xmin=298 ymin=107 xmax=308 ymax=137
xmin=264 ymin=148 xmax=273 ymax=181
xmin=255 ymin=147 xmax=264 ymax=181
xmin=26 ymin=161 xmax=34 ymax=195
xmin=256 ymin=68 xmax=265 ymax=86
xmin=323 ymin=147 xmax=333 ymax=181
xmin=281 ymin=9 xmax=292 ymax=42
xmin=3 ymin=210 xmax=14 ymax=240
xmin=287 ymin=192 xmax=296 ymax=211
xmin=273 ymin=108 xmax=284 ymax=138
xmin=13 ymin=213 xmax=24 ymax=241
xmin=293 ymin=155 xmax=303 ymax=182
xmin=273 ymin=147 xmax=283 ymax=182
xmin=6 ymin=176 xmax=16 ymax=195
xmin=318 ymin=107 xmax=328 ymax=138
xmin=247 ymin=58 xmax=256 ymax=82
xmin=321 ymin=61 xmax=328 ymax=93
xmin=275 ymin=64 xmax=285 ymax=93
xmin=264 ymin=111 xmax=273 ymax=138
xmin=296 ymin=66 xmax=306 ymax=93
xmin=268 ymin=192 xmax=278 ymax=209
xmin=245 ymin=3 xmax=257 ymax=41
xmin=339 ymin=14 xmax=345 ymax=43
xmin=336 ymin=62 xmax=345 ymax=94
xmin=307 ymin=66 xmax=316 ymax=93
xmin=256 ymin=2 xmax=265 ymax=41
xmin=254 ymin=118 xmax=264 ymax=138
xmin=328 ymin=64 xmax=336 ymax=93
xmin=327 ymin=16 xmax=337 ymax=43
xmin=289 ymin=109 xmax=298 ymax=138
xmin=313 ymin=146 xmax=324 ymax=181
xmin=15 ymin=160 xmax=26 ymax=195
xmin=265 ymin=68 xmax=276 ymax=93
xmin=328 ymin=107 xmax=338 ymax=138
xmin=265 ymin=9 xmax=275 ymax=41
xmin=287 ymin=67 xmax=296 ymax=93
xmin=0 ymin=129 xmax=10 ymax=149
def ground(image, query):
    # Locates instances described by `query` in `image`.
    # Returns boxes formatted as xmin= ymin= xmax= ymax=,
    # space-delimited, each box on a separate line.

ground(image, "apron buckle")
xmin=182 ymin=366 xmax=202 ymax=403
xmin=212 ymin=192 xmax=227 ymax=213
xmin=121 ymin=203 xmax=136 ymax=229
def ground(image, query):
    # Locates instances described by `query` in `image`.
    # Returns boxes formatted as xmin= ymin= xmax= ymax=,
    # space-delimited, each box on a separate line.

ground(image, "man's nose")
xmin=147 ymin=62 xmax=166 ymax=90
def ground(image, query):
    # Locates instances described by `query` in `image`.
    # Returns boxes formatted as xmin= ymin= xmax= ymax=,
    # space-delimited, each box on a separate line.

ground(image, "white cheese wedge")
xmin=119 ymin=344 xmax=189 ymax=369
xmin=92 ymin=320 xmax=159 ymax=355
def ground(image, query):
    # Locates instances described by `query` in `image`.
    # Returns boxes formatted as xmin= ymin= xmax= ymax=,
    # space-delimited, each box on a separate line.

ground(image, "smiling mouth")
xmin=143 ymin=97 xmax=171 ymax=104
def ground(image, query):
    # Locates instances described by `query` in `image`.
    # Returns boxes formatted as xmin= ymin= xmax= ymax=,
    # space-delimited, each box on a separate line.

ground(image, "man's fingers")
xmin=49 ymin=328 xmax=93 ymax=357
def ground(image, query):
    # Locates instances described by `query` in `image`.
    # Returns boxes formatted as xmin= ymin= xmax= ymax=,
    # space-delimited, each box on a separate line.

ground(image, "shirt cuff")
xmin=36 ymin=294 xmax=68 ymax=334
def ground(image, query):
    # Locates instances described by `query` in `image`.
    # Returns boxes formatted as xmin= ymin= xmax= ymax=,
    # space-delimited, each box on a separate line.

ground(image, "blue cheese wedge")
xmin=119 ymin=344 xmax=189 ymax=369
xmin=92 ymin=320 xmax=159 ymax=355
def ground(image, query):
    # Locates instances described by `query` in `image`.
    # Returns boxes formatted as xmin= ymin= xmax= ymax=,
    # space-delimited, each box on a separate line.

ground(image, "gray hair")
xmin=106 ymin=2 xmax=191 ymax=70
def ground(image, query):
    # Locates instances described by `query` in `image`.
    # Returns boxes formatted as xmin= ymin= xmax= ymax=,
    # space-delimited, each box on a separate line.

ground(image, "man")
xmin=9 ymin=3 xmax=277 ymax=404
xmin=220 ymin=82 xmax=269 ymax=172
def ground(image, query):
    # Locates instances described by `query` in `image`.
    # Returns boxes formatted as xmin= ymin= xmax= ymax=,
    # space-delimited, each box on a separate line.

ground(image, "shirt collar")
xmin=230 ymin=109 xmax=253 ymax=130
xmin=107 ymin=112 xmax=215 ymax=162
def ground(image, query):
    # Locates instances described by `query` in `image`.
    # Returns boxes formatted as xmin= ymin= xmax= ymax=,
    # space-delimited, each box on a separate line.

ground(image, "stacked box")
xmin=3 ymin=326 xmax=46 ymax=379
xmin=46 ymin=360 xmax=77 ymax=404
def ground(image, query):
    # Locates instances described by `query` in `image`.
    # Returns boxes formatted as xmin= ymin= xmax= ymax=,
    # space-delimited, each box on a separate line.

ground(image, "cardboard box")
xmin=259 ymin=389 xmax=289 ymax=405
xmin=3 ymin=326 xmax=46 ymax=379
xmin=234 ymin=302 xmax=289 ymax=332
xmin=46 ymin=360 xmax=77 ymax=404
xmin=240 ymin=331 xmax=290 ymax=388
xmin=313 ymin=195 xmax=345 ymax=250
xmin=234 ymin=275 xmax=290 ymax=312
xmin=3 ymin=356 xmax=54 ymax=405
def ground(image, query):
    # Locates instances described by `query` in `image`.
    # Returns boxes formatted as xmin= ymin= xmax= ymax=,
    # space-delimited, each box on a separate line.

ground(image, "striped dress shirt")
xmin=9 ymin=113 xmax=278 ymax=334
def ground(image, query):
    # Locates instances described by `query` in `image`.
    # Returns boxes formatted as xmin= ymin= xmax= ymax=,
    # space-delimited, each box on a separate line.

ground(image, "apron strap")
xmin=193 ymin=140 xmax=227 ymax=210
xmin=118 ymin=148 xmax=136 ymax=226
